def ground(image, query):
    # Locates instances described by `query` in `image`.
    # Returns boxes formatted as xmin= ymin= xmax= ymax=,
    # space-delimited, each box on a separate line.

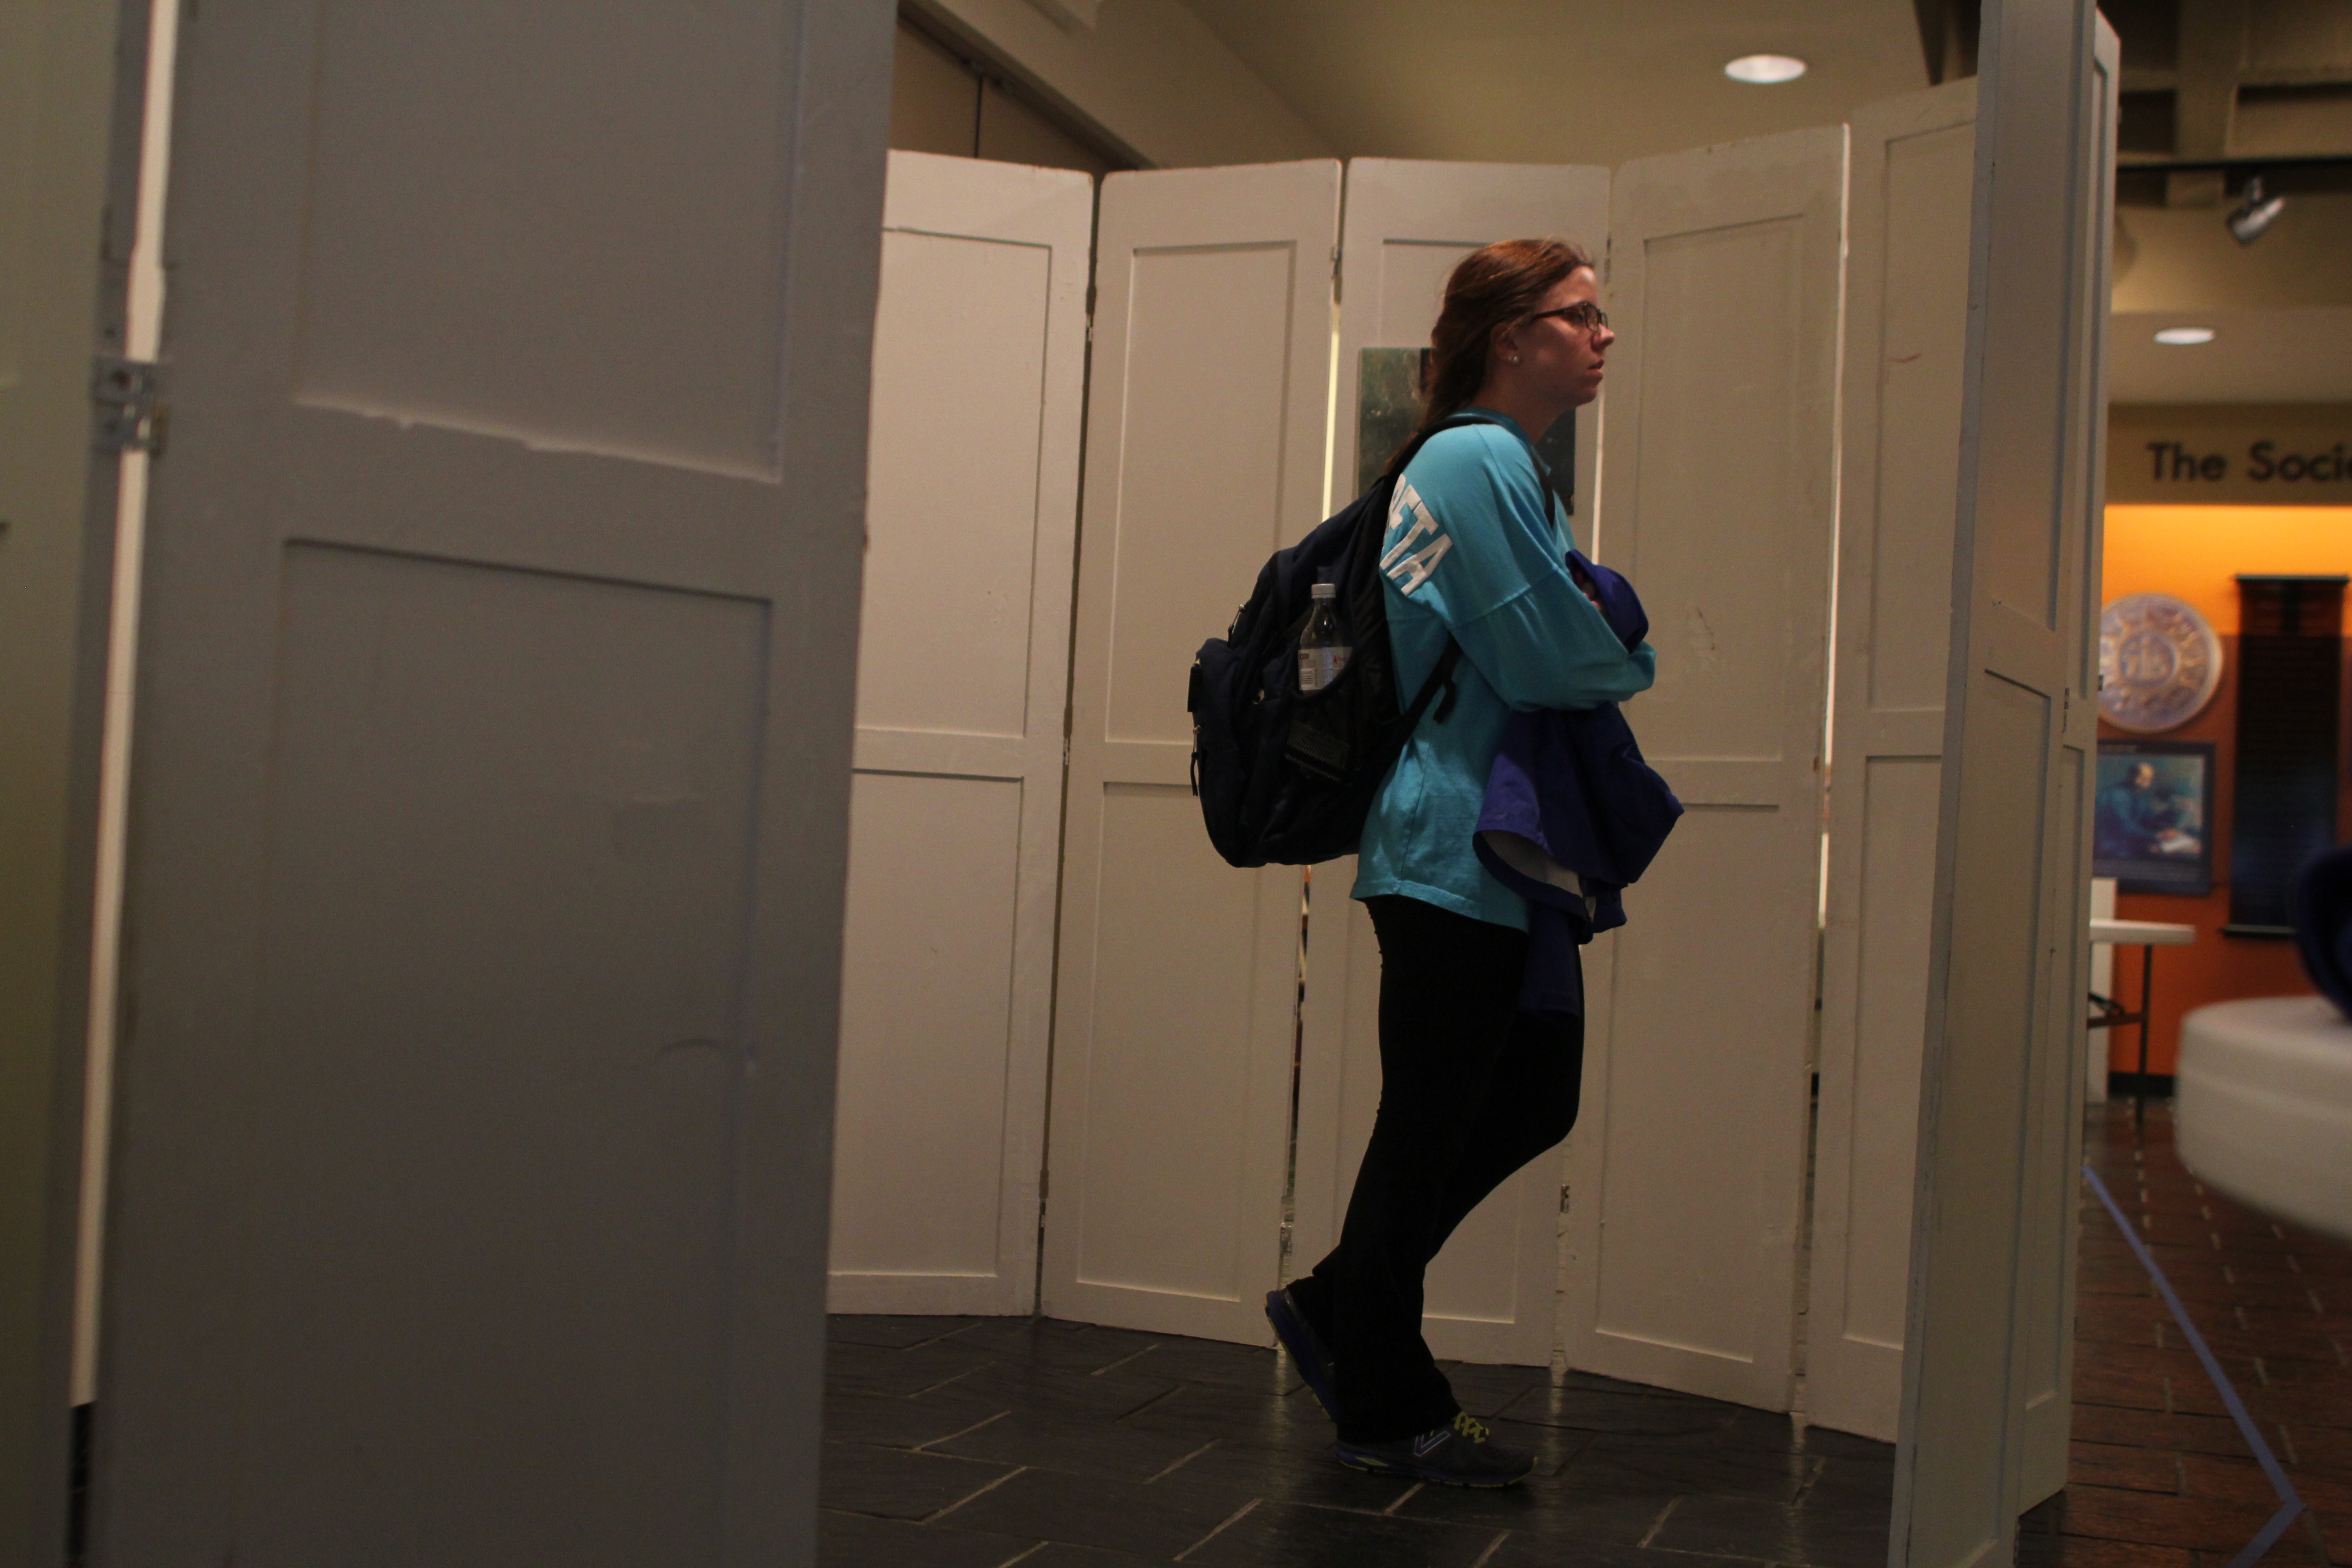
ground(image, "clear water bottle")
xmin=1298 ymin=581 xmax=1350 ymax=691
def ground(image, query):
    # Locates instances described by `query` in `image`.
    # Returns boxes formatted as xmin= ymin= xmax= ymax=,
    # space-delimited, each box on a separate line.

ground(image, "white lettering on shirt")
xmin=1387 ymin=536 xmax=1452 ymax=594
xmin=1381 ymin=479 xmax=1451 ymax=594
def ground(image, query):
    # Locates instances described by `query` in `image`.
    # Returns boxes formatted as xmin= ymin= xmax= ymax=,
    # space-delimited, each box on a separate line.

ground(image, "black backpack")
xmin=1186 ymin=415 xmax=1494 ymax=868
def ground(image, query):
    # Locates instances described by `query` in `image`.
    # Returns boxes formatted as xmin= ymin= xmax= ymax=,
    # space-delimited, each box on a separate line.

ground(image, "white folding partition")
xmin=1559 ymin=128 xmax=1848 ymax=1411
xmin=2010 ymin=13 xmax=2117 ymax=1509
xmin=1808 ymin=83 xmax=1978 ymax=1442
xmin=828 ymin=152 xmax=1093 ymax=1315
xmin=1895 ymin=0 xmax=2113 ymax=1557
xmin=1041 ymin=161 xmax=1341 ymax=1342
xmin=1293 ymin=160 xmax=1608 ymax=1366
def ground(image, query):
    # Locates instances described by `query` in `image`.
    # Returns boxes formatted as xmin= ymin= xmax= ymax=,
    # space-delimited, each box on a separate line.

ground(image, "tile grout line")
xmin=991 ymin=1543 xmax=1050 ymax=1568
xmin=1145 ymin=1439 xmax=1221 ymax=1485
xmin=2083 ymin=1163 xmax=2306 ymax=1568
xmin=1637 ymin=1495 xmax=1680 ymax=1548
xmin=913 ymin=1409 xmax=1012 ymax=1454
xmin=1090 ymin=1343 xmax=1162 ymax=1377
xmin=922 ymin=1465 xmax=1029 ymax=1525
xmin=1466 ymin=1529 xmax=1512 ymax=1568
xmin=1172 ymin=1497 xmax=1261 ymax=1563
xmin=1379 ymin=1481 xmax=1424 ymax=1517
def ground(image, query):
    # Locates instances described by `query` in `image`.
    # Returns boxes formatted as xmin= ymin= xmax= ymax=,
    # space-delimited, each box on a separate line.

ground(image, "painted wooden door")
xmin=0 ymin=0 xmax=132 ymax=1557
xmin=827 ymin=152 xmax=1092 ymax=1317
xmin=88 ymin=3 xmax=892 ymax=1563
xmin=1807 ymin=80 xmax=1978 ymax=1445
xmin=1893 ymin=0 xmax=2111 ymax=1559
xmin=2012 ymin=11 xmax=2118 ymax=1511
xmin=1292 ymin=158 xmax=1608 ymax=1367
xmin=1558 ymin=127 xmax=1848 ymax=1411
xmin=1042 ymin=160 xmax=1339 ymax=1343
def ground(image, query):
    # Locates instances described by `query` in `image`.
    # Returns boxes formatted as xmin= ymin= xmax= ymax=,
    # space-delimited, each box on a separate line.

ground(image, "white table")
xmin=2088 ymin=918 xmax=2197 ymax=1113
xmin=2180 ymin=996 xmax=2352 ymax=1244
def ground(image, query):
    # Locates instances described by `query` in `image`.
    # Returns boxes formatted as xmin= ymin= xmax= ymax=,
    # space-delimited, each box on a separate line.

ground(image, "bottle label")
xmin=1298 ymin=646 xmax=1351 ymax=691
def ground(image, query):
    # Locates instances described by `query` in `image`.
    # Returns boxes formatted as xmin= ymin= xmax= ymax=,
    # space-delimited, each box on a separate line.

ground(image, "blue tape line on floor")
xmin=2082 ymin=1162 xmax=2305 ymax=1568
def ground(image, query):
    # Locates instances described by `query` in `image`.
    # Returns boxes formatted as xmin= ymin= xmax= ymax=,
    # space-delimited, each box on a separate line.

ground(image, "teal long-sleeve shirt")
xmin=1351 ymin=410 xmax=1658 ymax=930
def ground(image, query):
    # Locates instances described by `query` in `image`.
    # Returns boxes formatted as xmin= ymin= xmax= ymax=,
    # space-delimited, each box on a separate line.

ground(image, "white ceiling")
xmin=2108 ymin=308 xmax=2352 ymax=403
xmin=1174 ymin=0 xmax=1930 ymax=168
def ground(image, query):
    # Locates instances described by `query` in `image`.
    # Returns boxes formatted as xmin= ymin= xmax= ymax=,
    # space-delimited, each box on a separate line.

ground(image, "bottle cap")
xmin=1310 ymin=582 xmax=1337 ymax=599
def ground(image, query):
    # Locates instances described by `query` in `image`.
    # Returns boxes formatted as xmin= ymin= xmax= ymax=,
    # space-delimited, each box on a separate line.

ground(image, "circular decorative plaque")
xmin=2100 ymin=592 xmax=2224 ymax=733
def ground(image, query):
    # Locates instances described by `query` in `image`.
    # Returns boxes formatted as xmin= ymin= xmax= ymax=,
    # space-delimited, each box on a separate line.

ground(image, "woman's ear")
xmin=1490 ymin=319 xmax=1522 ymax=368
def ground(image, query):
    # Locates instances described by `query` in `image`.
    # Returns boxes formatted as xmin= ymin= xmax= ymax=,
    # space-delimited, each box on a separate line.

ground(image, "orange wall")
xmin=2097 ymin=504 xmax=2352 ymax=1075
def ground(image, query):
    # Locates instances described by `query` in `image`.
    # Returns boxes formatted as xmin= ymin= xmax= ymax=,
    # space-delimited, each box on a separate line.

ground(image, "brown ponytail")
xmin=1411 ymin=238 xmax=1595 ymax=440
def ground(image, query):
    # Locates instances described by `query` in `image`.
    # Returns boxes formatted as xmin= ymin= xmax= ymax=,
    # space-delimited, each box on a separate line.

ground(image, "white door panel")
xmin=828 ymin=151 xmax=1092 ymax=1315
xmin=1562 ymin=127 xmax=1846 ymax=1411
xmin=2015 ymin=13 xmax=2117 ymax=1509
xmin=1292 ymin=160 xmax=1607 ymax=1369
xmin=1894 ymin=0 xmax=2111 ymax=1558
xmin=90 ymin=2 xmax=891 ymax=1560
xmin=1808 ymin=80 xmax=1977 ymax=1444
xmin=1043 ymin=161 xmax=1340 ymax=1343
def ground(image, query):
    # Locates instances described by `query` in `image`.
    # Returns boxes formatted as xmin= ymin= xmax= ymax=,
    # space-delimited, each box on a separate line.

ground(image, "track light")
xmin=2228 ymin=176 xmax=2285 ymax=245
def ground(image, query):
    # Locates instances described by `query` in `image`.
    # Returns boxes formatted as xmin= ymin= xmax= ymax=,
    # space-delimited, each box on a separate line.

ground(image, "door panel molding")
xmin=1042 ymin=160 xmax=1339 ymax=1343
xmin=828 ymin=151 xmax=1093 ymax=1317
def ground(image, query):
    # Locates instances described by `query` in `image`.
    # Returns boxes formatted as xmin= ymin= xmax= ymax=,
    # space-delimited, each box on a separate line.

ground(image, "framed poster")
xmin=2094 ymin=739 xmax=2215 ymax=896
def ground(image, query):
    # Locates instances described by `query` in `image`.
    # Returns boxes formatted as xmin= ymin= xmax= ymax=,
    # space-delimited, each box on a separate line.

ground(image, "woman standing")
xmin=1267 ymin=239 xmax=1652 ymax=1487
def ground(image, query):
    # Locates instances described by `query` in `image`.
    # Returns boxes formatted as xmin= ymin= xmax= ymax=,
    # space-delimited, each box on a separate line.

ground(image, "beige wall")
xmin=892 ymin=22 xmax=1123 ymax=174
xmin=902 ymin=0 xmax=1332 ymax=168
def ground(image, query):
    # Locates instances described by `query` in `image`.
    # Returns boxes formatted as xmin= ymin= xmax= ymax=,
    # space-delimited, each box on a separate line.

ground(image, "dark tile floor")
xmin=821 ymin=1099 xmax=2349 ymax=1567
xmin=2019 ymin=1099 xmax=2352 ymax=1568
xmin=821 ymin=1309 xmax=1893 ymax=1563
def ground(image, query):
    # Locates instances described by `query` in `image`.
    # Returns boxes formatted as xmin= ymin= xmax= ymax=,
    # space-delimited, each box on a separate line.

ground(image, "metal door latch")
xmin=92 ymin=354 xmax=167 ymax=454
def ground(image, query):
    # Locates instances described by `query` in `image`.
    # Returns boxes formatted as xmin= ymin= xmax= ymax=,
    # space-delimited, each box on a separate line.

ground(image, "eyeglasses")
xmin=1528 ymin=302 xmax=1609 ymax=335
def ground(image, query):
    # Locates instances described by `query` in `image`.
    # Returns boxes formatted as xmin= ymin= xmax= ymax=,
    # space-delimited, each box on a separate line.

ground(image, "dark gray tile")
xmin=1649 ymin=1494 xmax=1889 ymax=1568
xmin=1396 ymin=1475 xmax=1669 ymax=1544
xmin=1437 ymin=1361 xmax=1556 ymax=1418
xmin=1793 ymin=1426 xmax=1896 ymax=1462
xmin=819 ymin=1441 xmax=1016 ymax=1522
xmin=933 ymin=1409 xmax=1225 ymax=1482
xmin=931 ymin=1466 xmax=1253 ymax=1558
xmin=1558 ymin=1434 xmax=1817 ymax=1501
xmin=1163 ymin=1437 xmax=1424 ymax=1513
xmin=1114 ymin=1333 xmax=1302 ymax=1394
xmin=933 ymin=1356 xmax=1181 ymax=1419
xmin=1182 ymin=1498 xmax=1507 ymax=1567
xmin=817 ymin=1508 xmax=1035 ymax=1568
xmin=1495 ymin=1382 xmax=1735 ymax=1437
xmin=817 ymin=1508 xmax=1034 ymax=1568
xmin=945 ymin=1316 xmax=1164 ymax=1372
xmin=1803 ymin=1453 xmax=1896 ymax=1508
xmin=830 ymin=1314 xmax=984 ymax=1350
xmin=1482 ymin=1538 xmax=1758 ymax=1568
xmin=822 ymin=1388 xmax=1013 ymax=1451
xmin=1711 ymin=1405 xmax=1812 ymax=1454
xmin=827 ymin=1338 xmax=1004 ymax=1399
xmin=1118 ymin=1381 xmax=1336 ymax=1453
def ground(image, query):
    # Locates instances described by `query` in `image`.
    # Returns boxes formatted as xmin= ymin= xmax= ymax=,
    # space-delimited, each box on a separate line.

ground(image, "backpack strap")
xmin=1381 ymin=411 xmax=1503 ymax=485
xmin=1399 ymin=637 xmax=1464 ymax=733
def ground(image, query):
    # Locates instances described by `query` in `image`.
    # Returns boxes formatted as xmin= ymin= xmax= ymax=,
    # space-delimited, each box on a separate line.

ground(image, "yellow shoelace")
xmin=1450 ymin=1411 xmax=1490 ymax=1445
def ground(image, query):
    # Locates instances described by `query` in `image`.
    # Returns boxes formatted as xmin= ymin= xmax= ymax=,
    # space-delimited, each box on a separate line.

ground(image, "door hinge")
xmin=92 ymin=354 xmax=167 ymax=454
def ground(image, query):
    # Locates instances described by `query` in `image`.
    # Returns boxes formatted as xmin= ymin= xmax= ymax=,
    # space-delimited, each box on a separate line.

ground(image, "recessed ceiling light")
xmin=1725 ymin=54 xmax=1808 ymax=84
xmin=2154 ymin=326 xmax=2216 ymax=345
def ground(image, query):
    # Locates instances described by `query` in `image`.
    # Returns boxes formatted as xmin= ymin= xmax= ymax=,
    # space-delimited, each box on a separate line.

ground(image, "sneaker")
xmin=1263 ymin=1286 xmax=1339 ymax=1422
xmin=1333 ymin=1411 xmax=1534 ymax=1488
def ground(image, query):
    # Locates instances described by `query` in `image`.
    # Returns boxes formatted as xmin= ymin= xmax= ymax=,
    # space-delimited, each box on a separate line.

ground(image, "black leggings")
xmin=1288 ymin=895 xmax=1585 ymax=1444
